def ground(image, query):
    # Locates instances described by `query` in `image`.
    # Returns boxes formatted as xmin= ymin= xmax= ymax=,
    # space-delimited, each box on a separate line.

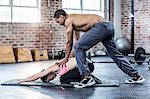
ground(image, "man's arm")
xmin=69 ymin=49 xmax=75 ymax=58
xmin=69 ymin=31 xmax=80 ymax=57
xmin=65 ymin=22 xmax=74 ymax=59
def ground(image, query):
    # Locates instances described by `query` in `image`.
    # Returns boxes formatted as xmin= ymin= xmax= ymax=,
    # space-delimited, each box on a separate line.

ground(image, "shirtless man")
xmin=54 ymin=9 xmax=145 ymax=88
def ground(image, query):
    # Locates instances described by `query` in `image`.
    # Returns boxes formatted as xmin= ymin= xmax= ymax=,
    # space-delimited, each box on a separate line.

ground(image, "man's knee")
xmin=74 ymin=43 xmax=80 ymax=51
xmin=74 ymin=43 xmax=86 ymax=51
xmin=74 ymin=42 xmax=91 ymax=51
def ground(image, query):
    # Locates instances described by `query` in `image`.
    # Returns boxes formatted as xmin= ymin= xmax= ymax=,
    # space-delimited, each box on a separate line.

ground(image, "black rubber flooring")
xmin=0 ymin=56 xmax=150 ymax=99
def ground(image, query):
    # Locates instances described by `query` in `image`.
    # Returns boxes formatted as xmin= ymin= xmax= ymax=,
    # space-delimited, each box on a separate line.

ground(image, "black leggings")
xmin=60 ymin=62 xmax=94 ymax=84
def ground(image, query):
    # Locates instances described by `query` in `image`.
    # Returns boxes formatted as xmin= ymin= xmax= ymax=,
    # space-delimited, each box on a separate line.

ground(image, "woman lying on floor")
xmin=18 ymin=57 xmax=94 ymax=84
xmin=18 ymin=31 xmax=94 ymax=84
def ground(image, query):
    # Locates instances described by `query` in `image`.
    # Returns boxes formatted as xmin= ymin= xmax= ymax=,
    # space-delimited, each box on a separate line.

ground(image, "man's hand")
xmin=55 ymin=57 xmax=69 ymax=66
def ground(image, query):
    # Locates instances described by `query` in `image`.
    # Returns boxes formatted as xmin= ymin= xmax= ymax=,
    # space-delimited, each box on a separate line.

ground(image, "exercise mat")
xmin=1 ymin=79 xmax=119 ymax=87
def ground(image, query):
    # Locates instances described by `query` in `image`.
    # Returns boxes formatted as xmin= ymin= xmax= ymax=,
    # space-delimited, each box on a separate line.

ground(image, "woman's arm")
xmin=18 ymin=57 xmax=77 ymax=83
xmin=18 ymin=71 xmax=44 ymax=83
xmin=18 ymin=63 xmax=60 ymax=83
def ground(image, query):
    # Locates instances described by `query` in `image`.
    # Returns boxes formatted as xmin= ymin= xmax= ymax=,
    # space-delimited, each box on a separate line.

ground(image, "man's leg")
xmin=74 ymin=22 xmax=114 ymax=88
xmin=102 ymin=36 xmax=145 ymax=83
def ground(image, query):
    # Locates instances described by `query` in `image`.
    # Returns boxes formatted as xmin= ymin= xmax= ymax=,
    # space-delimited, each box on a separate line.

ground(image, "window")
xmin=13 ymin=0 xmax=37 ymax=7
xmin=0 ymin=0 xmax=9 ymax=5
xmin=62 ymin=0 xmax=81 ymax=9
xmin=62 ymin=0 xmax=104 ymax=17
xmin=0 ymin=7 xmax=11 ymax=22
xmin=83 ymin=0 xmax=101 ymax=10
xmin=62 ymin=0 xmax=81 ymax=14
xmin=0 ymin=0 xmax=40 ymax=23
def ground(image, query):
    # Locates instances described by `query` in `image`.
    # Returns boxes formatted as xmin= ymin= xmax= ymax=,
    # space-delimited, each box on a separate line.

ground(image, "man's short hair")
xmin=54 ymin=9 xmax=67 ymax=18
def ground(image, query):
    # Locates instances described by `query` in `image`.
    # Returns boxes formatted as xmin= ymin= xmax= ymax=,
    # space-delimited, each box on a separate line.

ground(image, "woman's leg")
xmin=57 ymin=57 xmax=77 ymax=76
xmin=66 ymin=57 xmax=77 ymax=70
xmin=60 ymin=58 xmax=94 ymax=84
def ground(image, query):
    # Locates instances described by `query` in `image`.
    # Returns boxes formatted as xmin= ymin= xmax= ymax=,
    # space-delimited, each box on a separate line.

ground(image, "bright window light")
xmin=62 ymin=0 xmax=80 ymax=9
xmin=82 ymin=10 xmax=104 ymax=17
xmin=82 ymin=0 xmax=100 ymax=10
xmin=65 ymin=10 xmax=81 ymax=14
xmin=0 ymin=0 xmax=40 ymax=23
xmin=62 ymin=0 xmax=104 ymax=16
xmin=13 ymin=7 xmax=40 ymax=23
xmin=0 ymin=7 xmax=11 ymax=22
xmin=0 ymin=0 xmax=9 ymax=5
xmin=13 ymin=0 xmax=37 ymax=7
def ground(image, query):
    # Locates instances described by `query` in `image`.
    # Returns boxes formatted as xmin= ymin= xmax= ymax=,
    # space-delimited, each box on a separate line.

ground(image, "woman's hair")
xmin=40 ymin=69 xmax=56 ymax=83
xmin=41 ymin=73 xmax=56 ymax=83
xmin=54 ymin=9 xmax=67 ymax=18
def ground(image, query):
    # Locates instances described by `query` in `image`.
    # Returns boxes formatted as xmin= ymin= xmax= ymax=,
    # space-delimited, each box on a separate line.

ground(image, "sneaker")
xmin=74 ymin=76 xmax=96 ymax=88
xmin=125 ymin=75 xmax=145 ymax=84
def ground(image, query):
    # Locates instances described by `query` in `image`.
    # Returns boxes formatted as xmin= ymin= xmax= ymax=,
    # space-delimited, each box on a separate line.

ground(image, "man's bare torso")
xmin=65 ymin=14 xmax=106 ymax=32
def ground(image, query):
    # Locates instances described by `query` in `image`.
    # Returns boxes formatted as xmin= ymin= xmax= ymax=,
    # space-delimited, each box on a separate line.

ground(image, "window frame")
xmin=62 ymin=0 xmax=104 ymax=16
xmin=0 ymin=0 xmax=40 ymax=23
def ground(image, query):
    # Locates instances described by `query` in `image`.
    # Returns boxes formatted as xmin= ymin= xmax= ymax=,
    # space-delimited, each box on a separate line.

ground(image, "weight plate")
xmin=134 ymin=47 xmax=146 ymax=65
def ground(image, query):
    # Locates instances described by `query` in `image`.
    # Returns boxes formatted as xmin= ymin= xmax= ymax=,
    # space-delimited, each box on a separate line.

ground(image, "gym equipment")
xmin=115 ymin=37 xmax=131 ymax=55
xmin=130 ymin=0 xmax=135 ymax=53
xmin=132 ymin=47 xmax=150 ymax=65
xmin=87 ymin=52 xmax=116 ymax=63
xmin=13 ymin=48 xmax=33 ymax=62
xmin=0 ymin=45 xmax=16 ymax=63
xmin=58 ymin=50 xmax=65 ymax=59
xmin=134 ymin=47 xmax=146 ymax=65
xmin=1 ymin=60 xmax=119 ymax=87
xmin=31 ymin=50 xmax=49 ymax=61
xmin=1 ymin=79 xmax=119 ymax=87
xmin=88 ymin=47 xmax=150 ymax=65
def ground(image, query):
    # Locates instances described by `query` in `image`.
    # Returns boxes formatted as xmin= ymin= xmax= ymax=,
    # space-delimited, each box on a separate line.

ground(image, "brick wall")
xmin=2 ymin=0 xmax=150 ymax=58
xmin=0 ymin=23 xmax=52 ymax=49
xmin=0 ymin=0 xmax=63 ymax=57
xmin=121 ymin=0 xmax=150 ymax=52
xmin=0 ymin=0 xmax=109 ymax=57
